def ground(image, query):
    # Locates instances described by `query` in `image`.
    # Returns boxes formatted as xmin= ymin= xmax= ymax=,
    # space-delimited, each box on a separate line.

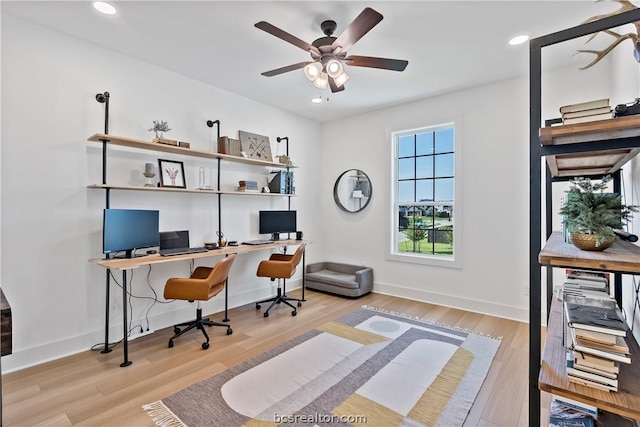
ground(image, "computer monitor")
xmin=103 ymin=209 xmax=160 ymax=258
xmin=259 ymin=210 xmax=297 ymax=238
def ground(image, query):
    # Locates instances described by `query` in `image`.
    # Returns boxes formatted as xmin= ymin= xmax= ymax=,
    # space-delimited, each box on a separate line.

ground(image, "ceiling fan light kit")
xmin=255 ymin=7 xmax=408 ymax=93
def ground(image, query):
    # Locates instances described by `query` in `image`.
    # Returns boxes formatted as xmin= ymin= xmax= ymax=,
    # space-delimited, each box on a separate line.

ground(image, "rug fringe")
xmin=142 ymin=400 xmax=187 ymax=427
xmin=360 ymin=304 xmax=503 ymax=341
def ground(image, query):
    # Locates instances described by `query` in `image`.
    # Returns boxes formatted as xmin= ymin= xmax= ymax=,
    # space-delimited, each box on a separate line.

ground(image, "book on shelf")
xmin=569 ymin=328 xmax=631 ymax=364
xmin=567 ymin=373 xmax=618 ymax=392
xmin=549 ymin=401 xmax=596 ymax=427
xmin=574 ymin=332 xmax=629 ymax=354
xmin=238 ymin=180 xmax=258 ymax=187
xmin=551 ymin=394 xmax=598 ymax=419
xmin=559 ymin=98 xmax=610 ymax=114
xmin=562 ymin=106 xmax=613 ymax=119
xmin=565 ymin=269 xmax=610 ymax=285
xmin=562 ymin=288 xmax=612 ymax=302
xmin=236 ymin=187 xmax=260 ymax=193
xmin=563 ymin=112 xmax=613 ymax=125
xmin=574 ymin=327 xmax=619 ymax=346
xmin=564 ymin=294 xmax=627 ymax=336
xmin=573 ymin=350 xmax=620 ymax=374
xmin=566 ymin=350 xmax=619 ymax=389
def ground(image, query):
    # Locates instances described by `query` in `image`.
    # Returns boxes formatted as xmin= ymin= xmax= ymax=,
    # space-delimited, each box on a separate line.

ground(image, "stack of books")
xmin=560 ymin=98 xmax=612 ymax=125
xmin=237 ymin=180 xmax=259 ymax=192
xmin=563 ymin=271 xmax=629 ymax=392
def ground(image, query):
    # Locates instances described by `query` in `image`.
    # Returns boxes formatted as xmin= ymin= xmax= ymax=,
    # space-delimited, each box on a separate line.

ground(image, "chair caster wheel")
xmin=173 ymin=327 xmax=181 ymax=334
xmin=202 ymin=342 xmax=209 ymax=350
xmin=292 ymin=311 xmax=297 ymax=316
xmin=255 ymin=304 xmax=261 ymax=310
xmin=297 ymin=302 xmax=302 ymax=307
xmin=264 ymin=312 xmax=269 ymax=318
xmin=168 ymin=340 xmax=174 ymax=348
xmin=227 ymin=328 xmax=233 ymax=335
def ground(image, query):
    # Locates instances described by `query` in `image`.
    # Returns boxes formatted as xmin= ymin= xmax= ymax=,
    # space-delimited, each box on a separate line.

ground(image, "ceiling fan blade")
xmin=329 ymin=77 xmax=345 ymax=93
xmin=261 ymin=61 xmax=312 ymax=77
xmin=255 ymin=21 xmax=321 ymax=56
xmin=344 ymin=55 xmax=408 ymax=71
xmin=331 ymin=7 xmax=383 ymax=53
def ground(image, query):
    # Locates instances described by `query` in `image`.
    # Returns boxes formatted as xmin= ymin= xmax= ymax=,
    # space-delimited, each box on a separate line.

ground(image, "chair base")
xmin=255 ymin=287 xmax=302 ymax=317
xmin=168 ymin=306 xmax=232 ymax=350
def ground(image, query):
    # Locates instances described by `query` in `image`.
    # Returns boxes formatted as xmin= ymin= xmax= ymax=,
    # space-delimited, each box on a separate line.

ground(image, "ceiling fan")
xmin=255 ymin=7 xmax=409 ymax=93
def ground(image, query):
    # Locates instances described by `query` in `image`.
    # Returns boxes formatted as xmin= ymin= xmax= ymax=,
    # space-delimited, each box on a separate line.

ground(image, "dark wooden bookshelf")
xmin=540 ymin=297 xmax=640 ymax=420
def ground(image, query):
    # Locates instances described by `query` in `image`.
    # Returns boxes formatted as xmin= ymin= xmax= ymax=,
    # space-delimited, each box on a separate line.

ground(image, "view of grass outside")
xmin=397 ymin=210 xmax=453 ymax=256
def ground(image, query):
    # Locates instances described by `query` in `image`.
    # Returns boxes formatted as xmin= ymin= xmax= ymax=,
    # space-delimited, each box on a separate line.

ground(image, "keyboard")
xmin=159 ymin=247 xmax=209 ymax=256
xmin=242 ymin=239 xmax=274 ymax=245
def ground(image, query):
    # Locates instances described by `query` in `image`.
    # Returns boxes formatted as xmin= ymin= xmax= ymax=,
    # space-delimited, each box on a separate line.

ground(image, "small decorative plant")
xmin=149 ymin=120 xmax=171 ymax=138
xmin=559 ymin=175 xmax=637 ymax=248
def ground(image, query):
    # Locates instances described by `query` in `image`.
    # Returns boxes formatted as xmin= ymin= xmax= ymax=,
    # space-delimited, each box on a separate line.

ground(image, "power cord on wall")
xmin=90 ymin=264 xmax=176 ymax=350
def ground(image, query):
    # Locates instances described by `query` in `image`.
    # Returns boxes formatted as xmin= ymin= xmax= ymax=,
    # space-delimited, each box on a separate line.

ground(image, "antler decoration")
xmin=577 ymin=0 xmax=640 ymax=69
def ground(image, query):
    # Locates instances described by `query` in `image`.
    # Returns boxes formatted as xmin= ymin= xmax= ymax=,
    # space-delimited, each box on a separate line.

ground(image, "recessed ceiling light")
xmin=93 ymin=1 xmax=117 ymax=15
xmin=509 ymin=35 xmax=529 ymax=46
xmin=311 ymin=96 xmax=323 ymax=104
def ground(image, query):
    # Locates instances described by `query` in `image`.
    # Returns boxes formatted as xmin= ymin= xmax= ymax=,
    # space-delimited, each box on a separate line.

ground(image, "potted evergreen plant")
xmin=559 ymin=175 xmax=637 ymax=251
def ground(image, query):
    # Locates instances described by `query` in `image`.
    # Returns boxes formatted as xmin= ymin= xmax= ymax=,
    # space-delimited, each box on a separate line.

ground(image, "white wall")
xmin=320 ymin=61 xmax=614 ymax=322
xmin=1 ymin=15 xmax=322 ymax=372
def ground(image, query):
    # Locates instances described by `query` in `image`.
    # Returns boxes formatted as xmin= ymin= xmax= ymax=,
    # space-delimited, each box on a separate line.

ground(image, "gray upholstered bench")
xmin=305 ymin=262 xmax=373 ymax=298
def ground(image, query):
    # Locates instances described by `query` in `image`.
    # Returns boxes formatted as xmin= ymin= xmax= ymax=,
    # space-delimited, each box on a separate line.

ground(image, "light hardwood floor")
xmin=2 ymin=291 xmax=531 ymax=426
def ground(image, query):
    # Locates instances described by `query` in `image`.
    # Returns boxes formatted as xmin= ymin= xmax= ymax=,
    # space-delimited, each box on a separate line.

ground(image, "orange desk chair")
xmin=163 ymin=254 xmax=236 ymax=350
xmin=255 ymin=243 xmax=306 ymax=317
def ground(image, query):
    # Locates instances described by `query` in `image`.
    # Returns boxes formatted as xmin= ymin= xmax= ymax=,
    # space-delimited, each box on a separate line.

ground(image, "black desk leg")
xmin=101 ymin=269 xmax=112 ymax=354
xmin=301 ymin=250 xmax=306 ymax=301
xmin=222 ymin=277 xmax=230 ymax=322
xmin=120 ymin=270 xmax=131 ymax=367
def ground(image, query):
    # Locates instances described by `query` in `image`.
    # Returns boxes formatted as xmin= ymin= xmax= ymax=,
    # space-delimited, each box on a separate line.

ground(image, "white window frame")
xmin=388 ymin=121 xmax=462 ymax=269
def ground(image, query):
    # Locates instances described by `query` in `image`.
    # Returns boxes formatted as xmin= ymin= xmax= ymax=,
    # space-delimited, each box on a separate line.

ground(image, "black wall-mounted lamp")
xmin=276 ymin=136 xmax=289 ymax=156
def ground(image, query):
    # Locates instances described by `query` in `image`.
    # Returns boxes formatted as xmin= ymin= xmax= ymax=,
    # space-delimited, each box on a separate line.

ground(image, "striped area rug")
xmin=144 ymin=306 xmax=501 ymax=427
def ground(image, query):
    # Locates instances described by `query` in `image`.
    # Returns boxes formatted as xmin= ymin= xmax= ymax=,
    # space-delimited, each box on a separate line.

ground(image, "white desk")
xmin=89 ymin=239 xmax=306 ymax=366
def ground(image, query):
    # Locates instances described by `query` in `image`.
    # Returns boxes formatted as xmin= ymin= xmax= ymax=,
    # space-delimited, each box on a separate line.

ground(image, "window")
xmin=390 ymin=123 xmax=460 ymax=267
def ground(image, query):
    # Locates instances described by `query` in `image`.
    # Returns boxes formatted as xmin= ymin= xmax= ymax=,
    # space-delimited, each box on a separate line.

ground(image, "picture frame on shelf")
xmin=238 ymin=131 xmax=273 ymax=161
xmin=158 ymin=159 xmax=186 ymax=188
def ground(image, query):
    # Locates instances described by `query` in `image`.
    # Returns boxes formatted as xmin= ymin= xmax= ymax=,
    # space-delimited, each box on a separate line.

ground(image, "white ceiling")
xmin=1 ymin=1 xmax=623 ymax=123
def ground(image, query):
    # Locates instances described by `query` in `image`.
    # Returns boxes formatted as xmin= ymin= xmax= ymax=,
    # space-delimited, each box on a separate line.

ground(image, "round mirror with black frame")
xmin=333 ymin=169 xmax=372 ymax=213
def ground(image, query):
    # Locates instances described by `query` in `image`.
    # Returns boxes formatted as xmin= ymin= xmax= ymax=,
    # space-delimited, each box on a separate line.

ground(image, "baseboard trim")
xmin=373 ymin=281 xmax=528 ymax=323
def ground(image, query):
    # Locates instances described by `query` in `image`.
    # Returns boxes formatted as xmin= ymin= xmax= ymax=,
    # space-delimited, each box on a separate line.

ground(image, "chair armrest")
xmin=306 ymin=262 xmax=327 ymax=273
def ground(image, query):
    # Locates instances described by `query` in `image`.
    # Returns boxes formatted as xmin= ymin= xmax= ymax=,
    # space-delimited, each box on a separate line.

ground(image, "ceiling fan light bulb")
xmin=333 ymin=70 xmax=350 ymax=87
xmin=312 ymin=73 xmax=329 ymax=90
xmin=304 ymin=62 xmax=322 ymax=81
xmin=326 ymin=59 xmax=343 ymax=78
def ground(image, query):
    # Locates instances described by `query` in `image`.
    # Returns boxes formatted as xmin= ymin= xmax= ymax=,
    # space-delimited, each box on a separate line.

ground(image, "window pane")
xmin=435 ymin=128 xmax=454 ymax=154
xmin=435 ymin=178 xmax=454 ymax=202
xmin=398 ymin=181 xmax=415 ymax=203
xmin=398 ymin=158 xmax=414 ymax=180
xmin=398 ymin=135 xmax=414 ymax=157
xmin=416 ymin=132 xmax=434 ymax=155
xmin=434 ymin=153 xmax=454 ymax=177
xmin=415 ymin=156 xmax=433 ymax=179
xmin=416 ymin=179 xmax=433 ymax=201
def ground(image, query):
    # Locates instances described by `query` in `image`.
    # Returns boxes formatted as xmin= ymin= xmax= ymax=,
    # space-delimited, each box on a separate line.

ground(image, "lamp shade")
xmin=312 ymin=72 xmax=329 ymax=90
xmin=325 ymin=59 xmax=343 ymax=78
xmin=303 ymin=62 xmax=323 ymax=81
xmin=333 ymin=70 xmax=350 ymax=87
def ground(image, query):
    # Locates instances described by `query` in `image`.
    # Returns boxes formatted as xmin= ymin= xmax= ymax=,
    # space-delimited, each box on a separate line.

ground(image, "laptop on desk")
xmin=159 ymin=230 xmax=208 ymax=256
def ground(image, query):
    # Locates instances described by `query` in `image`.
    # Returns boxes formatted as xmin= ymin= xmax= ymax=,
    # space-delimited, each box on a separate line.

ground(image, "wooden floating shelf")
xmin=539 ymin=116 xmax=640 ymax=177
xmin=87 ymin=184 xmax=293 ymax=196
xmin=539 ymin=232 xmax=640 ymax=274
xmin=88 ymin=133 xmax=291 ymax=168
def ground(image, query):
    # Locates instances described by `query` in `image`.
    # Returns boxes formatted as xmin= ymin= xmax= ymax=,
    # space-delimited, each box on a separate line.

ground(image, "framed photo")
xmin=158 ymin=159 xmax=186 ymax=188
xmin=238 ymin=131 xmax=273 ymax=161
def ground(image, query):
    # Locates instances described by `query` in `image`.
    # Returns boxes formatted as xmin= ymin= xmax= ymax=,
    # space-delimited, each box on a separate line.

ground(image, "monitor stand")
xmin=272 ymin=232 xmax=280 ymax=241
xmin=112 ymin=250 xmax=147 ymax=259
